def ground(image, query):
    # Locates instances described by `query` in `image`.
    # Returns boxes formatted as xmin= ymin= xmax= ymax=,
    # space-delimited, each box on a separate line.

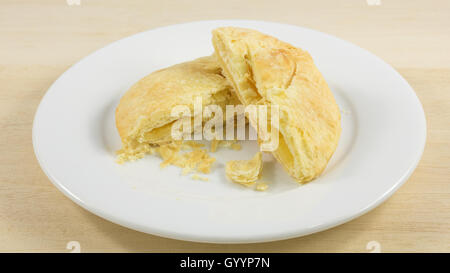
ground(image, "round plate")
xmin=33 ymin=20 xmax=426 ymax=243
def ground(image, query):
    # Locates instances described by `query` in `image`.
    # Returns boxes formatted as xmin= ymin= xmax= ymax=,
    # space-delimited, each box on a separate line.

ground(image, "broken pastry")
xmin=212 ymin=27 xmax=341 ymax=183
xmin=115 ymin=55 xmax=240 ymax=162
xmin=210 ymin=139 xmax=242 ymax=152
xmin=157 ymin=141 xmax=216 ymax=174
xmin=225 ymin=152 xmax=263 ymax=185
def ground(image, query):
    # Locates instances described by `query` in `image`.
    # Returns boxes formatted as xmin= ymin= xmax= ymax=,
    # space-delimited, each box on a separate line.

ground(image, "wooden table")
xmin=1 ymin=0 xmax=449 ymax=253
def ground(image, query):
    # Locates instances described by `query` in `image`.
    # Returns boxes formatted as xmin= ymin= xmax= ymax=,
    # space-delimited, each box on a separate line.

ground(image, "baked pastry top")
xmin=116 ymin=55 xmax=239 ymax=162
xmin=212 ymin=27 xmax=341 ymax=183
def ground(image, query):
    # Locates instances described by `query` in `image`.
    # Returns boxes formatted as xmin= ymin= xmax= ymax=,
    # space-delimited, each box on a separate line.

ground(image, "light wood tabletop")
xmin=1 ymin=0 xmax=449 ymax=252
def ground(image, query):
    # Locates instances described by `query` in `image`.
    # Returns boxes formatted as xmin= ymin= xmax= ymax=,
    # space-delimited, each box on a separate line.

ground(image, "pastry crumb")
xmin=116 ymin=145 xmax=156 ymax=164
xmin=191 ymin=174 xmax=209 ymax=181
xmin=182 ymin=141 xmax=205 ymax=150
xmin=210 ymin=140 xmax=241 ymax=152
xmin=156 ymin=142 xmax=215 ymax=174
xmin=230 ymin=143 xmax=241 ymax=150
xmin=225 ymin=152 xmax=262 ymax=186
xmin=211 ymin=139 xmax=220 ymax=152
xmin=255 ymin=182 xmax=269 ymax=191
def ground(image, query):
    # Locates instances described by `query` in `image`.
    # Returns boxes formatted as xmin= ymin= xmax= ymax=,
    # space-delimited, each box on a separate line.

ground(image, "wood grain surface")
xmin=0 ymin=0 xmax=449 ymax=252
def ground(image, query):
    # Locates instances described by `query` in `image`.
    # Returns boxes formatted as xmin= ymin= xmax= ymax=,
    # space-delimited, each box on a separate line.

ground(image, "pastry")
xmin=212 ymin=27 xmax=341 ymax=183
xmin=157 ymin=141 xmax=216 ymax=174
xmin=225 ymin=152 xmax=263 ymax=185
xmin=116 ymin=55 xmax=240 ymax=162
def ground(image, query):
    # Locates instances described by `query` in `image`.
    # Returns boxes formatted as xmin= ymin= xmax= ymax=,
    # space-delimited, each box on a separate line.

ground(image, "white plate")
xmin=33 ymin=20 xmax=426 ymax=243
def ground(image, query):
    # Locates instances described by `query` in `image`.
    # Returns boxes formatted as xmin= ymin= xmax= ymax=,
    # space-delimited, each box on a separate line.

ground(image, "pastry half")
xmin=116 ymin=55 xmax=239 ymax=162
xmin=212 ymin=27 xmax=341 ymax=183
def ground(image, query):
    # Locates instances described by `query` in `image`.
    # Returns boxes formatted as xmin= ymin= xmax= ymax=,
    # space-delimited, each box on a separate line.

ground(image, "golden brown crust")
xmin=212 ymin=27 xmax=341 ymax=183
xmin=115 ymin=55 xmax=239 ymax=161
